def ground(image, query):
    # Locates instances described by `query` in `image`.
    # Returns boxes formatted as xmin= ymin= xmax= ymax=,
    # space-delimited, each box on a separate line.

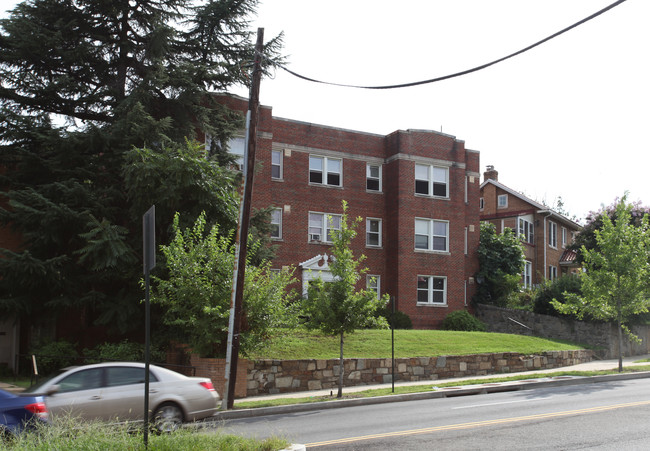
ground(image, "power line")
xmin=266 ymin=0 xmax=628 ymax=90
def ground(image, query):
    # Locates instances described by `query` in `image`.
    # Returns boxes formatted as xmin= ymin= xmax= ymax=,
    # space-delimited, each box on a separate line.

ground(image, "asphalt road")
xmin=214 ymin=377 xmax=650 ymax=450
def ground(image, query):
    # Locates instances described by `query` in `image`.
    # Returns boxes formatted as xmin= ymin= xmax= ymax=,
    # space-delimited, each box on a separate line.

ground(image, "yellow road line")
xmin=306 ymin=399 xmax=650 ymax=447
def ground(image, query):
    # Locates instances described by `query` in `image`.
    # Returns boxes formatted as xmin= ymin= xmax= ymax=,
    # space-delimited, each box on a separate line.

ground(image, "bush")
xmin=28 ymin=340 xmax=79 ymax=376
xmin=441 ymin=310 xmax=487 ymax=332
xmin=376 ymin=306 xmax=413 ymax=329
xmin=83 ymin=340 xmax=166 ymax=364
xmin=533 ymin=274 xmax=582 ymax=316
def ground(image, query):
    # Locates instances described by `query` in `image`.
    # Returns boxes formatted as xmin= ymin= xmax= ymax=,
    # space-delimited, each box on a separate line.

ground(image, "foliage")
xmin=151 ymin=212 xmax=298 ymax=358
xmin=376 ymin=305 xmax=413 ymax=329
xmin=474 ymin=222 xmax=525 ymax=306
xmin=28 ymin=340 xmax=79 ymax=376
xmin=301 ymin=201 xmax=388 ymax=397
xmin=570 ymin=197 xmax=650 ymax=264
xmin=533 ymin=274 xmax=582 ymax=317
xmin=7 ymin=416 xmax=288 ymax=450
xmin=0 ymin=0 xmax=283 ymax=339
xmin=82 ymin=340 xmax=166 ymax=365
xmin=553 ymin=195 xmax=650 ymax=370
xmin=504 ymin=288 xmax=535 ymax=311
xmin=441 ymin=310 xmax=487 ymax=332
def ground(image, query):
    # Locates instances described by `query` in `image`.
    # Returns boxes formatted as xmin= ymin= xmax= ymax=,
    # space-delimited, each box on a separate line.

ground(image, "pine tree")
xmin=0 ymin=0 xmax=282 ymax=338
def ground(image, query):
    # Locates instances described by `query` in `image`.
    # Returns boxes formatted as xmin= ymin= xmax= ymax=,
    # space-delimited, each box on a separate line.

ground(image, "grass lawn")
xmin=248 ymin=328 xmax=586 ymax=360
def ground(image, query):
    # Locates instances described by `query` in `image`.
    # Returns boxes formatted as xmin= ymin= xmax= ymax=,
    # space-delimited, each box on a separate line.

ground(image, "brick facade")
xmin=217 ymin=93 xmax=481 ymax=328
xmin=479 ymin=166 xmax=582 ymax=287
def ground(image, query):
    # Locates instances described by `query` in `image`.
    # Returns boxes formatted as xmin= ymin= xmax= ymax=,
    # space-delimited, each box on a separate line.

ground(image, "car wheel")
xmin=152 ymin=402 xmax=184 ymax=433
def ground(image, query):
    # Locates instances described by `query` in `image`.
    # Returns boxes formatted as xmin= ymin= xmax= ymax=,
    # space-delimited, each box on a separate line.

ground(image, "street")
xmin=214 ymin=378 xmax=650 ymax=449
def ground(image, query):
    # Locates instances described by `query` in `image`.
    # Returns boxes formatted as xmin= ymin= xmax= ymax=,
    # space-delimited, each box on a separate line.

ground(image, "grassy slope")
xmin=249 ymin=329 xmax=584 ymax=360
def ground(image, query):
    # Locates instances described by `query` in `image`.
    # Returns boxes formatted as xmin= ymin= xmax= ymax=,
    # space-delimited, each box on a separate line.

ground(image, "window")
xmin=518 ymin=217 xmax=534 ymax=244
xmin=415 ymin=164 xmax=448 ymax=197
xmin=309 ymin=212 xmax=341 ymax=242
xmin=367 ymin=275 xmax=380 ymax=299
xmin=271 ymin=150 xmax=283 ymax=179
xmin=414 ymin=218 xmax=448 ymax=252
xmin=309 ymin=156 xmax=341 ymax=187
xmin=562 ymin=227 xmax=567 ymax=248
xmin=204 ymin=133 xmax=245 ymax=170
xmin=548 ymin=265 xmax=557 ymax=281
xmin=549 ymin=221 xmax=558 ymax=248
xmin=58 ymin=368 xmax=104 ymax=393
xmin=366 ymin=163 xmax=382 ymax=191
xmin=366 ymin=218 xmax=382 ymax=247
xmin=497 ymin=194 xmax=508 ymax=208
xmin=105 ymin=367 xmax=157 ymax=387
xmin=522 ymin=261 xmax=532 ymax=289
xmin=417 ymin=275 xmax=447 ymax=305
xmin=479 ymin=197 xmax=484 ymax=210
xmin=270 ymin=208 xmax=282 ymax=239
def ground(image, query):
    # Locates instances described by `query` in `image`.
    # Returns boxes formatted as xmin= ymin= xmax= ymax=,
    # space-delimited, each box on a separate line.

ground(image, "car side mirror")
xmin=46 ymin=384 xmax=60 ymax=396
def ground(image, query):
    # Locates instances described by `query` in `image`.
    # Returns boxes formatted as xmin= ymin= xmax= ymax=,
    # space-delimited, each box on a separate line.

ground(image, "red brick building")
xmin=218 ymin=94 xmax=481 ymax=328
xmin=480 ymin=166 xmax=582 ymax=288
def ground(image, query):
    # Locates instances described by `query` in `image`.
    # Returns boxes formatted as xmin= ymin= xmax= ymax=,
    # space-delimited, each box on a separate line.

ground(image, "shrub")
xmin=28 ymin=340 xmax=79 ymax=376
xmin=441 ymin=310 xmax=487 ymax=332
xmin=533 ymin=274 xmax=582 ymax=317
xmin=375 ymin=306 xmax=413 ymax=329
xmin=83 ymin=340 xmax=166 ymax=364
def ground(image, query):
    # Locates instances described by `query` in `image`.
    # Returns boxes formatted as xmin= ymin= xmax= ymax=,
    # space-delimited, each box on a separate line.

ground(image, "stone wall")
xmin=475 ymin=304 xmax=650 ymax=359
xmin=245 ymin=350 xmax=592 ymax=396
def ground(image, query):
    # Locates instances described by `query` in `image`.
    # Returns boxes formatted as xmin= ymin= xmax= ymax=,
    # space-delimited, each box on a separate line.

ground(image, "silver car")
xmin=24 ymin=362 xmax=219 ymax=431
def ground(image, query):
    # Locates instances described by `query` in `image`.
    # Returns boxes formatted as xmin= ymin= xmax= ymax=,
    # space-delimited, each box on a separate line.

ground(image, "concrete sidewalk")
xmin=235 ymin=354 xmax=650 ymax=404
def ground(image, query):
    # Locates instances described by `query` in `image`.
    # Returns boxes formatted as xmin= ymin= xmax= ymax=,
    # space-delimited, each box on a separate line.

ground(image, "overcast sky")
xmin=2 ymin=0 xmax=647 ymax=222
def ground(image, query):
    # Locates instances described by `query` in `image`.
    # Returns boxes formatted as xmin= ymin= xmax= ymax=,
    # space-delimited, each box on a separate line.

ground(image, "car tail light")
xmin=199 ymin=381 xmax=215 ymax=391
xmin=25 ymin=402 xmax=49 ymax=420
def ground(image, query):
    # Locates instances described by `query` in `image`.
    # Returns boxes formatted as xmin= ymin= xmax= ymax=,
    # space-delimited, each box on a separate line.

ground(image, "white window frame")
xmin=366 ymin=163 xmax=382 ymax=192
xmin=497 ymin=194 xmax=508 ymax=208
xmin=518 ymin=217 xmax=534 ymax=244
xmin=523 ymin=261 xmax=532 ymax=289
xmin=204 ymin=133 xmax=245 ymax=170
xmin=479 ymin=197 xmax=484 ymax=210
xmin=309 ymin=155 xmax=342 ymax=187
xmin=417 ymin=275 xmax=447 ymax=306
xmin=549 ymin=221 xmax=558 ymax=248
xmin=270 ymin=208 xmax=282 ymax=240
xmin=366 ymin=274 xmax=381 ymax=299
xmin=414 ymin=218 xmax=449 ymax=253
xmin=271 ymin=149 xmax=283 ymax=180
xmin=366 ymin=218 xmax=382 ymax=247
xmin=562 ymin=227 xmax=567 ymax=248
xmin=415 ymin=164 xmax=449 ymax=198
xmin=308 ymin=212 xmax=341 ymax=243
xmin=549 ymin=265 xmax=558 ymax=281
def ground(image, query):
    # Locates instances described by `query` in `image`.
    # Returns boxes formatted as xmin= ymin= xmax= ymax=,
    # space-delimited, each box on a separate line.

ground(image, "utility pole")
xmin=222 ymin=27 xmax=264 ymax=410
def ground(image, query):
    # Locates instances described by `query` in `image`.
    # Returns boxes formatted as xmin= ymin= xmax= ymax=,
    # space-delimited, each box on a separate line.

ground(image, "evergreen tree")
xmin=0 ymin=0 xmax=282 ymax=339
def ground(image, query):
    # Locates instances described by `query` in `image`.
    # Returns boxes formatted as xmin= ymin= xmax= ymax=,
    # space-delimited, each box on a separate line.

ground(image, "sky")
xmin=1 ymin=0 xmax=648 ymax=222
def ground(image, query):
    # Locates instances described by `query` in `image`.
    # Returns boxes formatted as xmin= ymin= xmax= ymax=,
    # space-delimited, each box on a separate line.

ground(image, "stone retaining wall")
xmin=245 ymin=349 xmax=592 ymax=396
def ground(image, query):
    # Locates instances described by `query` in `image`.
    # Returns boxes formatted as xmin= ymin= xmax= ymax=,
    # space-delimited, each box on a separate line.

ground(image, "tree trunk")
xmin=617 ymin=297 xmax=623 ymax=372
xmin=337 ymin=331 xmax=344 ymax=398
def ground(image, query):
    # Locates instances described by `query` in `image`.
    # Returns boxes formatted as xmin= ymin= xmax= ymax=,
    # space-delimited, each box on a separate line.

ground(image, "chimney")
xmin=484 ymin=165 xmax=498 ymax=182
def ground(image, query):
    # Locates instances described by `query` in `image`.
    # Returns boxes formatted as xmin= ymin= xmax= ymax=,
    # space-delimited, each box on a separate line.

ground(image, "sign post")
xmin=142 ymin=205 xmax=156 ymax=446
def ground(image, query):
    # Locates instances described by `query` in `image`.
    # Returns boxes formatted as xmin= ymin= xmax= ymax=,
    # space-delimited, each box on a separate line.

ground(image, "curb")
xmin=211 ymin=370 xmax=650 ymax=421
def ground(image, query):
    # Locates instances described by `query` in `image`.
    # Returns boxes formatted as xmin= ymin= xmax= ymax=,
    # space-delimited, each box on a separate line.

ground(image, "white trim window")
xmin=366 ymin=163 xmax=382 ymax=192
xmin=367 ymin=275 xmax=381 ymax=299
xmin=415 ymin=218 xmax=448 ymax=252
xmin=417 ymin=275 xmax=447 ymax=305
xmin=415 ymin=164 xmax=448 ymax=198
xmin=548 ymin=265 xmax=558 ymax=281
xmin=270 ymin=208 xmax=282 ymax=239
xmin=497 ymin=194 xmax=508 ymax=208
xmin=309 ymin=155 xmax=342 ymax=187
xmin=523 ymin=261 xmax=532 ymax=289
xmin=518 ymin=217 xmax=534 ymax=244
xmin=549 ymin=221 xmax=558 ymax=248
xmin=308 ymin=212 xmax=341 ymax=243
xmin=562 ymin=227 xmax=567 ymax=248
xmin=366 ymin=218 xmax=382 ymax=247
xmin=205 ymin=133 xmax=245 ymax=170
xmin=479 ymin=197 xmax=484 ymax=210
xmin=271 ymin=150 xmax=283 ymax=179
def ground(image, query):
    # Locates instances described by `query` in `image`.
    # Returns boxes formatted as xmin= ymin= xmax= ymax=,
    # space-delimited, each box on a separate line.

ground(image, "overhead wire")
xmin=262 ymin=0 xmax=628 ymax=90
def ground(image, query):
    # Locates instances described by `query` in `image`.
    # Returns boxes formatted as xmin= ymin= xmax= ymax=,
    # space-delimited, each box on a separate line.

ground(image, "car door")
xmin=46 ymin=367 xmax=106 ymax=420
xmin=100 ymin=366 xmax=160 ymax=422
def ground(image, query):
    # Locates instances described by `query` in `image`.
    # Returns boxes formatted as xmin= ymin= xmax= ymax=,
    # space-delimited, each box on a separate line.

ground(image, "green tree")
xmin=553 ymin=196 xmax=650 ymax=371
xmin=302 ymin=201 xmax=388 ymax=398
xmin=0 ymin=0 xmax=282 ymax=337
xmin=151 ymin=212 xmax=297 ymax=357
xmin=474 ymin=222 xmax=525 ymax=306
